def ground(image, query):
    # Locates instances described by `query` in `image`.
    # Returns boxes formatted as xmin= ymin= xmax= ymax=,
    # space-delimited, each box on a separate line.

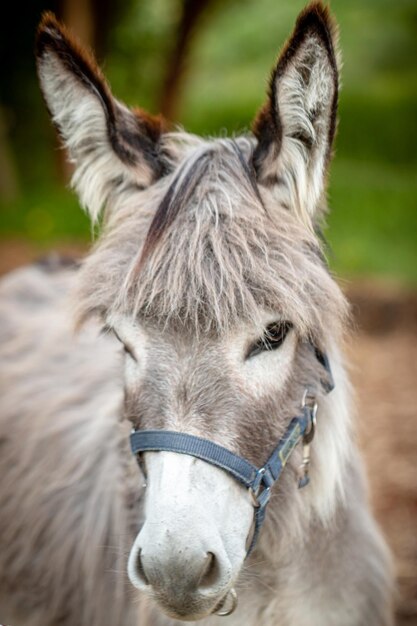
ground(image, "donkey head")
xmin=37 ymin=3 xmax=347 ymax=621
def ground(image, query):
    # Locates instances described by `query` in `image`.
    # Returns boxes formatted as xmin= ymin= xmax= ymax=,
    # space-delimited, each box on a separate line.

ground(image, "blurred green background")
xmin=1 ymin=0 xmax=416 ymax=283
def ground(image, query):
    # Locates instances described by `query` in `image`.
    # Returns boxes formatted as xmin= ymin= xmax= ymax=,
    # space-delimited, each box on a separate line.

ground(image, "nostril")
xmin=135 ymin=549 xmax=150 ymax=586
xmin=198 ymin=552 xmax=220 ymax=589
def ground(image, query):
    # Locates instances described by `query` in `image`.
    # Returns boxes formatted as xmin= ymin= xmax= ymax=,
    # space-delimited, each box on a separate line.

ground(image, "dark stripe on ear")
xmin=252 ymin=100 xmax=282 ymax=177
xmin=126 ymin=108 xmax=171 ymax=178
xmin=36 ymin=13 xmax=117 ymax=138
xmin=36 ymin=12 xmax=168 ymax=177
xmin=252 ymin=1 xmax=339 ymax=176
xmin=116 ymin=106 xmax=171 ymax=177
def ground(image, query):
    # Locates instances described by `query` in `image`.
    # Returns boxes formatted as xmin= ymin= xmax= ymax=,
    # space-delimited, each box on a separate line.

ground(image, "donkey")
xmin=0 ymin=3 xmax=394 ymax=625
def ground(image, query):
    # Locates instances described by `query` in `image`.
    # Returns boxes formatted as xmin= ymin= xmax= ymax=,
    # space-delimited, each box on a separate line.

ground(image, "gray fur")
xmin=0 ymin=266 xmax=141 ymax=626
xmin=0 ymin=3 xmax=394 ymax=625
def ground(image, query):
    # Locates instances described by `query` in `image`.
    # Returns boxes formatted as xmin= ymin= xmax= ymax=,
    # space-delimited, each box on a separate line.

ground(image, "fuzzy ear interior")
xmin=252 ymin=2 xmax=339 ymax=227
xmin=36 ymin=12 xmax=167 ymax=221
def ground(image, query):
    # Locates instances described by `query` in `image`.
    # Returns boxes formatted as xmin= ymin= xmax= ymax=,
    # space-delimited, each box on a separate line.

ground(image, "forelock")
xmin=137 ymin=138 xmax=263 ymax=267
xmin=74 ymin=133 xmax=347 ymax=339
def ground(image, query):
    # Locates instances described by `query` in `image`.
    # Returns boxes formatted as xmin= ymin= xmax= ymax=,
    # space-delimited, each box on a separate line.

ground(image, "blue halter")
xmin=130 ymin=346 xmax=333 ymax=556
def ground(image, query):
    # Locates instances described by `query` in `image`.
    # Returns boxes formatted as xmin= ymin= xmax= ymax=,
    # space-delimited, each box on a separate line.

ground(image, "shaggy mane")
xmin=75 ymin=134 xmax=347 ymax=339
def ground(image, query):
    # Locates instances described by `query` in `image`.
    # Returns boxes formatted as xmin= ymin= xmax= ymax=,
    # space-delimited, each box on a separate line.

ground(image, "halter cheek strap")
xmin=130 ymin=346 xmax=333 ymax=556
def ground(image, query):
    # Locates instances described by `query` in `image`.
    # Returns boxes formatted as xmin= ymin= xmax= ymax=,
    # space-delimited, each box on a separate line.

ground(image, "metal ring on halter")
xmin=301 ymin=389 xmax=318 ymax=444
xmin=302 ymin=388 xmax=317 ymax=410
xmin=249 ymin=467 xmax=265 ymax=507
xmin=214 ymin=588 xmax=238 ymax=616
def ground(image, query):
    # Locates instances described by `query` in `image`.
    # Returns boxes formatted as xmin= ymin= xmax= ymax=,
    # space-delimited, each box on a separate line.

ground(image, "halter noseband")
xmin=130 ymin=346 xmax=333 ymax=557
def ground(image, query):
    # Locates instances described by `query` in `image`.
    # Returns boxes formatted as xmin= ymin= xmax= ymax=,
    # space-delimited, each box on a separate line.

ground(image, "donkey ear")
xmin=36 ymin=12 xmax=167 ymax=221
xmin=252 ymin=2 xmax=339 ymax=226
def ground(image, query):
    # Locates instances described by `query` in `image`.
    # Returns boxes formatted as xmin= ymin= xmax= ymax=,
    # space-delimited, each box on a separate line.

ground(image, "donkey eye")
xmin=122 ymin=343 xmax=137 ymax=361
xmin=246 ymin=322 xmax=292 ymax=359
xmin=101 ymin=325 xmax=137 ymax=362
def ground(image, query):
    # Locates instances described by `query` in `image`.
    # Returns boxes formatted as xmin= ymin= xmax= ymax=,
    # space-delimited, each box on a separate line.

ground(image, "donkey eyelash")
xmin=246 ymin=322 xmax=293 ymax=359
xmin=122 ymin=344 xmax=137 ymax=361
xmin=100 ymin=324 xmax=138 ymax=362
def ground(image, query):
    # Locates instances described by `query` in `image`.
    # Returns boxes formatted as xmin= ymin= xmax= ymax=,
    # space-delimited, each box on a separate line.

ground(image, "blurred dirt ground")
xmin=348 ymin=282 xmax=417 ymax=625
xmin=0 ymin=240 xmax=416 ymax=624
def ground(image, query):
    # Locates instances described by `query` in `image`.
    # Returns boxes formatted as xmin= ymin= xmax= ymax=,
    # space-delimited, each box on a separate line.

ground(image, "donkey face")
xmin=37 ymin=2 xmax=346 ymax=621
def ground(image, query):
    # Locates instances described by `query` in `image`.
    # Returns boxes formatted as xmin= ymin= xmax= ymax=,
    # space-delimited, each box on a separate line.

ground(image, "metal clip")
xmin=299 ymin=390 xmax=318 ymax=488
xmin=301 ymin=389 xmax=317 ymax=444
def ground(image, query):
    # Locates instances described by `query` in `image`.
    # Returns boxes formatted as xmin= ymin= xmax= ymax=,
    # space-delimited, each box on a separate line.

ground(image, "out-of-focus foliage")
xmin=1 ymin=0 xmax=416 ymax=284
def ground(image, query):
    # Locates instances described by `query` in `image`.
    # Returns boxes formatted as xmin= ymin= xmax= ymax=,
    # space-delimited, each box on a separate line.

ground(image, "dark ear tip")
xmin=36 ymin=11 xmax=66 ymax=57
xmin=299 ymin=1 xmax=331 ymax=20
xmin=295 ymin=2 xmax=339 ymax=47
xmin=35 ymin=10 xmax=108 ymax=94
xmin=38 ymin=10 xmax=61 ymax=30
